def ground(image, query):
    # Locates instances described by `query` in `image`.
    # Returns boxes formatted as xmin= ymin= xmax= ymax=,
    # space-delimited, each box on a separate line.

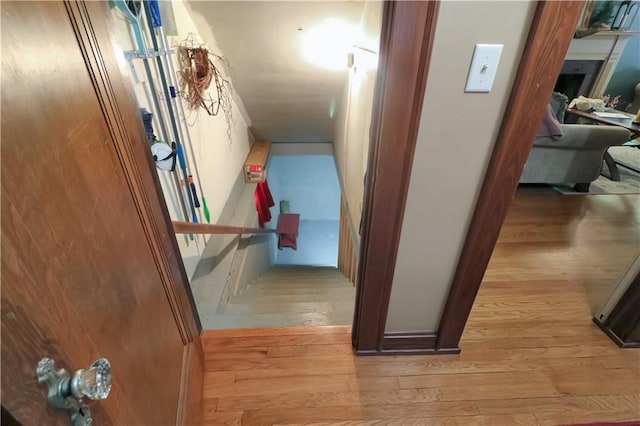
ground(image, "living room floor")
xmin=201 ymin=191 xmax=640 ymax=425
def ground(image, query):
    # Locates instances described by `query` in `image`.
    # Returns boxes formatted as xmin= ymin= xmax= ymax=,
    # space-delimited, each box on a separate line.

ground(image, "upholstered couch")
xmin=520 ymin=93 xmax=631 ymax=192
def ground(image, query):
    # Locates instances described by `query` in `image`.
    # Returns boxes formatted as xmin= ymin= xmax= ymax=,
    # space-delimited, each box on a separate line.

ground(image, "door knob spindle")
xmin=36 ymin=357 xmax=112 ymax=426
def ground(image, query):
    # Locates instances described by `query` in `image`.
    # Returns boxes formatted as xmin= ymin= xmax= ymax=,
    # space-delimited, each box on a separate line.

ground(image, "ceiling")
xmin=187 ymin=1 xmax=365 ymax=143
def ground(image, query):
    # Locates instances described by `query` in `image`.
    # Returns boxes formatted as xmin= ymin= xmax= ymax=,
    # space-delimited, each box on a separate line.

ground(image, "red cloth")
xmin=277 ymin=213 xmax=300 ymax=250
xmin=255 ymin=181 xmax=274 ymax=227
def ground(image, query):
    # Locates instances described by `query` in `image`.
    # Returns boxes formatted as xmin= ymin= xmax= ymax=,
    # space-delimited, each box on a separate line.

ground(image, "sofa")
xmin=520 ymin=93 xmax=631 ymax=192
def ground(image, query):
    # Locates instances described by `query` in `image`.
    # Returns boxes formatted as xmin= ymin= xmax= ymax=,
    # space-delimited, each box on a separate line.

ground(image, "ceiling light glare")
xmin=301 ymin=18 xmax=358 ymax=71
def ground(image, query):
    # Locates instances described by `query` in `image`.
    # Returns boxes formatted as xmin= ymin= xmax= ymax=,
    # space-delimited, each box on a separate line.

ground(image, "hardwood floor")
xmin=202 ymin=192 xmax=640 ymax=425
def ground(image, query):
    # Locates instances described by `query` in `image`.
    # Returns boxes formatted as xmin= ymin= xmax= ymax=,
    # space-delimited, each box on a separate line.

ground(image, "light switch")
xmin=465 ymin=44 xmax=504 ymax=93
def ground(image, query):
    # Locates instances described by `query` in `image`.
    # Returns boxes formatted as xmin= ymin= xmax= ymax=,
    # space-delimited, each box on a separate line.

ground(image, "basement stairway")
xmin=210 ymin=265 xmax=356 ymax=329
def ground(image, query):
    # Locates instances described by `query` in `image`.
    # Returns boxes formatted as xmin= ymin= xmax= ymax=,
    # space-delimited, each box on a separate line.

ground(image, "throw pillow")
xmin=537 ymin=104 xmax=563 ymax=138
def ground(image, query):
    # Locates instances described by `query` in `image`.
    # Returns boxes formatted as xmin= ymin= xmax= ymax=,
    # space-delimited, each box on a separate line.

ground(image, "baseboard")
xmin=354 ymin=331 xmax=461 ymax=355
xmin=382 ymin=331 xmax=437 ymax=350
xmin=593 ymin=317 xmax=640 ymax=349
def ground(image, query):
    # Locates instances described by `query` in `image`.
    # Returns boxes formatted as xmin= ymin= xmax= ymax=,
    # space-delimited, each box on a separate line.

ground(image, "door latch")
xmin=36 ymin=357 xmax=112 ymax=426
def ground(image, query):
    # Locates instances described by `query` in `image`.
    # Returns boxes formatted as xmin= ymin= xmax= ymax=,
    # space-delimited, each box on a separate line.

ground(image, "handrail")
xmin=172 ymin=221 xmax=277 ymax=235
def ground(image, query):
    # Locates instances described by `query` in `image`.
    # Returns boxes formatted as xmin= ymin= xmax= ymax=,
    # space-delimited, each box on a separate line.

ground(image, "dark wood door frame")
xmin=353 ymin=1 xmax=585 ymax=354
xmin=594 ymin=271 xmax=640 ymax=348
xmin=435 ymin=1 xmax=584 ymax=351
xmin=352 ymin=0 xmax=440 ymax=354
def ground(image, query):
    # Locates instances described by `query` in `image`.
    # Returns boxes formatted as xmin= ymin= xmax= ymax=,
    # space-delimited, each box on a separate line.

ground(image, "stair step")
xmin=208 ymin=265 xmax=355 ymax=329
xmin=240 ymin=286 xmax=355 ymax=296
xmin=268 ymin=266 xmax=339 ymax=271
xmin=261 ymin=267 xmax=343 ymax=275
xmin=259 ymin=274 xmax=347 ymax=282
xmin=221 ymin=300 xmax=355 ymax=315
xmin=247 ymin=280 xmax=350 ymax=290
xmin=207 ymin=311 xmax=354 ymax=329
xmin=254 ymin=277 xmax=349 ymax=284
xmin=231 ymin=289 xmax=355 ymax=304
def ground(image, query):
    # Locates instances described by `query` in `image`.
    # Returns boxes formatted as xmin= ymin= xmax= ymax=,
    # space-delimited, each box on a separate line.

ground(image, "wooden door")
xmin=1 ymin=1 xmax=203 ymax=424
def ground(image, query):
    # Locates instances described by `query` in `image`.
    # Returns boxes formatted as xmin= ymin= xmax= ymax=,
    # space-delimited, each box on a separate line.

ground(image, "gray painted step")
xmin=246 ymin=280 xmax=349 ymax=289
xmin=207 ymin=311 xmax=354 ymax=329
xmin=209 ymin=265 xmax=355 ymax=329
xmin=231 ymin=290 xmax=355 ymax=304
xmin=239 ymin=286 xmax=355 ymax=296
xmin=260 ymin=267 xmax=344 ymax=276
xmin=258 ymin=274 xmax=347 ymax=282
xmin=266 ymin=266 xmax=339 ymax=271
xmin=221 ymin=300 xmax=355 ymax=315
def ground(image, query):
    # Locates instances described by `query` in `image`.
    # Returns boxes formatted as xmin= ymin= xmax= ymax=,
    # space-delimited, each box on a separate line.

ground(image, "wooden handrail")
xmin=172 ymin=221 xmax=277 ymax=235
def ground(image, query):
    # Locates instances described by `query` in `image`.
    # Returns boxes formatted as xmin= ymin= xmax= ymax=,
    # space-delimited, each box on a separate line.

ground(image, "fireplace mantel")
xmin=565 ymin=31 xmax=639 ymax=97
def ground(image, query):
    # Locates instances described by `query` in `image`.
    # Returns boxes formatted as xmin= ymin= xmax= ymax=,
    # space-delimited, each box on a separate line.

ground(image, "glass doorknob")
xmin=71 ymin=358 xmax=112 ymax=400
xmin=36 ymin=357 xmax=111 ymax=425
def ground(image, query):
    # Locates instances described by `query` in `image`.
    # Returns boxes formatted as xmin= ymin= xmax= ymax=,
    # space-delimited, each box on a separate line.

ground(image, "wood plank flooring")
xmin=202 ymin=192 xmax=640 ymax=425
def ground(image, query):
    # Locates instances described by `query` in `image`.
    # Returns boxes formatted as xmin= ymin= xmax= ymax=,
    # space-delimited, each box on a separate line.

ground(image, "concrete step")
xmin=206 ymin=311 xmax=354 ymax=329
xmin=221 ymin=300 xmax=355 ymax=315
xmin=230 ymin=289 xmax=355 ymax=304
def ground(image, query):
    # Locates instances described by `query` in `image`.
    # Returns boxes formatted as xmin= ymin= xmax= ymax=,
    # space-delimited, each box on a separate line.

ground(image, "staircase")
xmin=211 ymin=265 xmax=356 ymax=329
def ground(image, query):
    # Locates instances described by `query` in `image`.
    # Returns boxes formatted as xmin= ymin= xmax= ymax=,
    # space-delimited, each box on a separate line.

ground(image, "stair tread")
xmin=248 ymin=280 xmax=349 ymax=288
xmin=239 ymin=286 xmax=355 ymax=296
xmin=259 ymin=274 xmax=347 ymax=280
xmin=261 ymin=267 xmax=343 ymax=274
xmin=209 ymin=265 xmax=355 ymax=329
xmin=233 ymin=290 xmax=354 ymax=303
xmin=222 ymin=300 xmax=355 ymax=315
xmin=269 ymin=265 xmax=340 ymax=270
xmin=206 ymin=311 xmax=353 ymax=329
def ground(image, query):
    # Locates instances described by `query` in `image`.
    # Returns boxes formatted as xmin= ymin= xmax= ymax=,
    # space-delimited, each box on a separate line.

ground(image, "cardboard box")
xmin=243 ymin=140 xmax=270 ymax=183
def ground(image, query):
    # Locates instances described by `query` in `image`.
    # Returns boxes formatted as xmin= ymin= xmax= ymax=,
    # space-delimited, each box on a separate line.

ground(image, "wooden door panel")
xmin=1 ymin=1 xmax=201 ymax=424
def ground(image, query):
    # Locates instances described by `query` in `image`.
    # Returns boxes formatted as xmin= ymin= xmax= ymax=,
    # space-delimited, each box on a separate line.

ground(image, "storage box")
xmin=243 ymin=140 xmax=270 ymax=183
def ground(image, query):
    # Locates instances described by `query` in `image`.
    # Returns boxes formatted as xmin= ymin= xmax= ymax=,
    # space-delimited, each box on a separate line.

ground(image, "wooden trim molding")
xmin=173 ymin=221 xmax=276 ymax=235
xmin=352 ymin=0 xmax=440 ymax=354
xmin=435 ymin=1 xmax=585 ymax=351
xmin=372 ymin=332 xmax=460 ymax=356
xmin=338 ymin=198 xmax=358 ymax=286
xmin=594 ymin=271 xmax=640 ymax=348
xmin=66 ymin=2 xmax=204 ymax=423
xmin=381 ymin=332 xmax=437 ymax=352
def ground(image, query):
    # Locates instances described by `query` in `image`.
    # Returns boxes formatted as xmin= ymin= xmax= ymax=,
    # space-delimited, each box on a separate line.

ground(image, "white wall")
xmin=333 ymin=1 xmax=382 ymax=244
xmin=110 ymin=0 xmax=252 ymax=278
xmin=385 ymin=1 xmax=536 ymax=333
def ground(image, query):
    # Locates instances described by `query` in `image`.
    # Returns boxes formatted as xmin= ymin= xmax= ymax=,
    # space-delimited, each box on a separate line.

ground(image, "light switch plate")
xmin=465 ymin=44 xmax=504 ymax=93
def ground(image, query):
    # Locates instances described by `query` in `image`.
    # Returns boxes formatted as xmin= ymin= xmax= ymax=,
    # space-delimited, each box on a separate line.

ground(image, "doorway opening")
xmin=437 ymin=1 xmax=640 ymax=354
xmin=109 ymin=0 xmax=381 ymax=330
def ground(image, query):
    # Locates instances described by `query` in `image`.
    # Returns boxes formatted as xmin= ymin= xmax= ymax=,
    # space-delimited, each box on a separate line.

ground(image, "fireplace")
xmin=553 ymin=31 xmax=636 ymax=123
xmin=554 ymin=60 xmax=604 ymax=101
xmin=554 ymin=60 xmax=604 ymax=123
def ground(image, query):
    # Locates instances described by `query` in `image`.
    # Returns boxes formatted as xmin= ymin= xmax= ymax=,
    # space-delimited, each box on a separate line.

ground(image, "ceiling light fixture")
xmin=300 ymin=18 xmax=358 ymax=71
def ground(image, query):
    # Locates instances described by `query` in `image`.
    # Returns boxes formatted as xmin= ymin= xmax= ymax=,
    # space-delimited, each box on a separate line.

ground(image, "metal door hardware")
xmin=36 ymin=357 xmax=112 ymax=426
